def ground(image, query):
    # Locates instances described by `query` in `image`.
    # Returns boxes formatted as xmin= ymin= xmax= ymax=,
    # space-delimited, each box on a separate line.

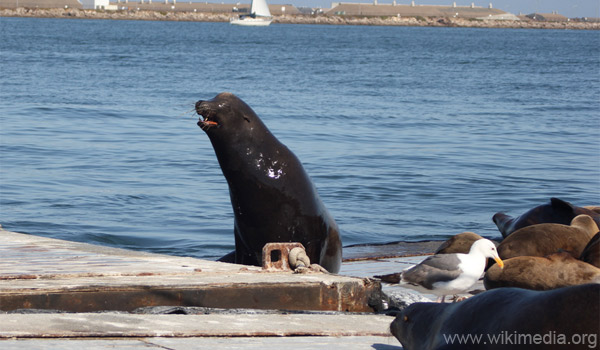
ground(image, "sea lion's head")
xmin=195 ymin=92 xmax=274 ymax=165
xmin=391 ymin=302 xmax=448 ymax=350
xmin=195 ymin=92 xmax=259 ymax=135
xmin=492 ymin=212 xmax=513 ymax=238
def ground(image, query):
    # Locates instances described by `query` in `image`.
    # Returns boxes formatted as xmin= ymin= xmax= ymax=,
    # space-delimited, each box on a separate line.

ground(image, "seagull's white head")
xmin=470 ymin=239 xmax=504 ymax=269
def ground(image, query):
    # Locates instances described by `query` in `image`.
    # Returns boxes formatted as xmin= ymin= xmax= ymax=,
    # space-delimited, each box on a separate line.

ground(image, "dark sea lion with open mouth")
xmin=195 ymin=92 xmax=342 ymax=273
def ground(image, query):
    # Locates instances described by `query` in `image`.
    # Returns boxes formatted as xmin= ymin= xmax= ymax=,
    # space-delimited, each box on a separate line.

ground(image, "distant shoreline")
xmin=2 ymin=7 xmax=599 ymax=29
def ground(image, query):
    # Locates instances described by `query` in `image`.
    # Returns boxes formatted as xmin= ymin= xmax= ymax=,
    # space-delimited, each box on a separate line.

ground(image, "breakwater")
xmin=2 ymin=7 xmax=599 ymax=29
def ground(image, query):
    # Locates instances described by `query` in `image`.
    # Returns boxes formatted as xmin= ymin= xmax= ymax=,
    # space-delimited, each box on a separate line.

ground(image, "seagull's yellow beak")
xmin=494 ymin=257 xmax=504 ymax=269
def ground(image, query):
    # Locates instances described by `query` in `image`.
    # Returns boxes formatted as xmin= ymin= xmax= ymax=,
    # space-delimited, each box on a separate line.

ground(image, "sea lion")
xmin=435 ymin=232 xmax=486 ymax=254
xmin=484 ymin=252 xmax=600 ymax=290
xmin=497 ymin=215 xmax=599 ymax=260
xmin=195 ymin=92 xmax=342 ymax=273
xmin=580 ymin=232 xmax=600 ymax=268
xmin=391 ymin=284 xmax=600 ymax=350
xmin=493 ymin=197 xmax=600 ymax=238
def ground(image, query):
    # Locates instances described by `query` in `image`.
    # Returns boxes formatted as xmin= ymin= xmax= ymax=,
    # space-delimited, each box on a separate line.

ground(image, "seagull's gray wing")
xmin=401 ymin=254 xmax=463 ymax=290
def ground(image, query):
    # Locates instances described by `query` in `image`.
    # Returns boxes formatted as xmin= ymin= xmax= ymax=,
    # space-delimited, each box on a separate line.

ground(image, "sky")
xmin=253 ymin=0 xmax=600 ymax=18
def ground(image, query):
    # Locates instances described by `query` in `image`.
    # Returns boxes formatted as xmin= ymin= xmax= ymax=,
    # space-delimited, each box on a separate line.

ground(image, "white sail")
xmin=230 ymin=0 xmax=272 ymax=26
xmin=250 ymin=0 xmax=271 ymax=17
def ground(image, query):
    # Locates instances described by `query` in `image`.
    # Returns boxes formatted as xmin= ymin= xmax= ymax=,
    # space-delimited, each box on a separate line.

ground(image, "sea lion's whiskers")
xmin=176 ymin=109 xmax=198 ymax=118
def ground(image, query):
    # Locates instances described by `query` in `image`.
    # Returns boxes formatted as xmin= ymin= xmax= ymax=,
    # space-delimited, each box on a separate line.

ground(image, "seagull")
xmin=399 ymin=238 xmax=504 ymax=302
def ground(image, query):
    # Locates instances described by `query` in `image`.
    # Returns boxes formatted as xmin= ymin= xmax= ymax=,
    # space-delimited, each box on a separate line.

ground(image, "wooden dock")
xmin=0 ymin=228 xmax=384 ymax=313
xmin=0 ymin=228 xmax=403 ymax=348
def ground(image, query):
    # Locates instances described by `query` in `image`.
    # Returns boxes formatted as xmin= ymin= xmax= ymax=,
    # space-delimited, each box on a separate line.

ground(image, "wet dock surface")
xmin=0 ymin=228 xmax=457 ymax=348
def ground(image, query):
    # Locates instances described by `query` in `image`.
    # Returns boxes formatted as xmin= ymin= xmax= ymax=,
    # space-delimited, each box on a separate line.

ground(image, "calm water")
xmin=1 ymin=18 xmax=599 ymax=260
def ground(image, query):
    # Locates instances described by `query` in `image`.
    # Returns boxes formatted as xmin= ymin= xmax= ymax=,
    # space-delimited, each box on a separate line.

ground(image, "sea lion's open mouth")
xmin=198 ymin=116 xmax=219 ymax=129
xmin=195 ymin=102 xmax=220 ymax=130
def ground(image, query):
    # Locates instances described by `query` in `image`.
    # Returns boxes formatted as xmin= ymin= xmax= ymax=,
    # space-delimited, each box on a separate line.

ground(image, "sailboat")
xmin=230 ymin=0 xmax=272 ymax=26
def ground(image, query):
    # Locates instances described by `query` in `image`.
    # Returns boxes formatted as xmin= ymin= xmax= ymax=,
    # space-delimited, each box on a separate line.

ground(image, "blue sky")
xmin=264 ymin=0 xmax=599 ymax=18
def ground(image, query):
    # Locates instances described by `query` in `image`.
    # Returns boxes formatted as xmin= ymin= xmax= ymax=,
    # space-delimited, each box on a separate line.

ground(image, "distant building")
xmin=80 ymin=0 xmax=110 ymax=9
xmin=326 ymin=2 xmax=510 ymax=19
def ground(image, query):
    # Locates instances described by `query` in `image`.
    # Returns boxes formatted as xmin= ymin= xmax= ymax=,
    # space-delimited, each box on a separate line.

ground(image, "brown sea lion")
xmin=580 ymin=232 xmax=600 ymax=268
xmin=484 ymin=252 xmax=600 ymax=290
xmin=391 ymin=284 xmax=600 ymax=350
xmin=493 ymin=197 xmax=600 ymax=238
xmin=435 ymin=232 xmax=485 ymax=254
xmin=497 ymin=215 xmax=599 ymax=260
xmin=195 ymin=92 xmax=342 ymax=273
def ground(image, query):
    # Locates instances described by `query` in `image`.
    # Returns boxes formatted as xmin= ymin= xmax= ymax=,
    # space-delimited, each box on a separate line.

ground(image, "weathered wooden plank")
xmin=0 ymin=281 xmax=378 ymax=312
xmin=0 ymin=336 xmax=401 ymax=350
xmin=0 ymin=313 xmax=393 ymax=338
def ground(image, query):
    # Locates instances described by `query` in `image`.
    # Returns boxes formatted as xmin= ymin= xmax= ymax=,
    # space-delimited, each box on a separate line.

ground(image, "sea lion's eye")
xmin=243 ymin=116 xmax=251 ymax=123
xmin=404 ymin=315 xmax=409 ymax=322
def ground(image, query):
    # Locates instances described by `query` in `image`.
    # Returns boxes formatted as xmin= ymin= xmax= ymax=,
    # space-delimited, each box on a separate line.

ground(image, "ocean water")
xmin=1 ymin=17 xmax=599 ymax=260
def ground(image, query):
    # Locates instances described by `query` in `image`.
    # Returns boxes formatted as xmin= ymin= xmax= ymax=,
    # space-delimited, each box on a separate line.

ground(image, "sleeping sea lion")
xmin=435 ymin=232 xmax=486 ymax=254
xmin=497 ymin=215 xmax=599 ymax=260
xmin=391 ymin=284 xmax=600 ymax=350
xmin=484 ymin=252 xmax=600 ymax=290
